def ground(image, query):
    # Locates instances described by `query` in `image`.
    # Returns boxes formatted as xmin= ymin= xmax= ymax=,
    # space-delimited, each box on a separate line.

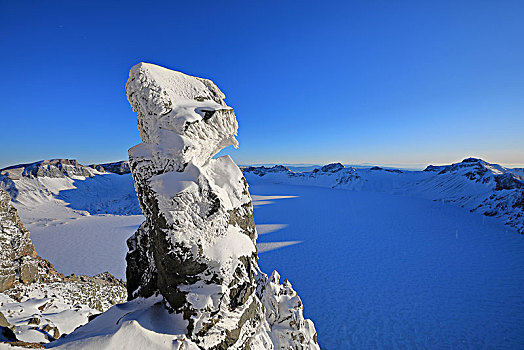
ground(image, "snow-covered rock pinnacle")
xmin=123 ymin=63 xmax=319 ymax=349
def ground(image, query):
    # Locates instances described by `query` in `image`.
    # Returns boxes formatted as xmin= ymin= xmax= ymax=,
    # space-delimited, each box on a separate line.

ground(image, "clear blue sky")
xmin=1 ymin=0 xmax=523 ymax=168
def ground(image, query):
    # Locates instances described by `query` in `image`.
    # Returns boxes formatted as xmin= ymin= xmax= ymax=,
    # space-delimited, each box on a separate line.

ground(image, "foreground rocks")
xmin=0 ymin=189 xmax=127 ymax=345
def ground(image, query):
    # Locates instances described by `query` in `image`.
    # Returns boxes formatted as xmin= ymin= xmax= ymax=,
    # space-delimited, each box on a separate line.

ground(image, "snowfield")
xmin=1 ymin=157 xmax=524 ymax=348
xmin=251 ymin=183 xmax=524 ymax=349
xmin=10 ymin=173 xmax=143 ymax=279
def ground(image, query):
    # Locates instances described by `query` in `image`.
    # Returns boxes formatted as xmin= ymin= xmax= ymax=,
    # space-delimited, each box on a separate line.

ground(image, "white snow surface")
xmin=47 ymin=296 xmax=198 ymax=350
xmin=245 ymin=158 xmax=524 ymax=234
xmin=0 ymin=279 xmax=126 ymax=344
xmin=250 ymin=181 xmax=524 ymax=349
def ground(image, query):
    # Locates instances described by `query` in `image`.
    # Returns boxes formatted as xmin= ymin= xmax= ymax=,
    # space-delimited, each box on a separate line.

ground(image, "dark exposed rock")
xmin=0 ymin=189 xmax=39 ymax=292
xmin=320 ymin=163 xmax=344 ymax=173
xmin=0 ymin=312 xmax=10 ymax=328
xmin=42 ymin=324 xmax=60 ymax=340
xmin=89 ymin=161 xmax=130 ymax=175
xmin=495 ymin=173 xmax=524 ymax=191
xmin=0 ymin=326 xmax=17 ymax=342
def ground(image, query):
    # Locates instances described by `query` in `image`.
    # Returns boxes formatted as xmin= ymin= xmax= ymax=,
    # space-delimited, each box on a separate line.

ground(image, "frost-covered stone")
xmin=0 ymin=189 xmax=38 ymax=291
xmin=121 ymin=63 xmax=319 ymax=349
xmin=258 ymin=271 xmax=319 ymax=348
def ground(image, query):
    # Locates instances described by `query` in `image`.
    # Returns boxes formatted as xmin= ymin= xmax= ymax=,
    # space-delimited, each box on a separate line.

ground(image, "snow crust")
xmin=251 ymin=181 xmax=524 ymax=349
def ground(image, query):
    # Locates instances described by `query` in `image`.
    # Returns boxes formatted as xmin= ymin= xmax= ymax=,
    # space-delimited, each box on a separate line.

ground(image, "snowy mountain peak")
xmin=320 ymin=162 xmax=345 ymax=173
xmin=0 ymin=159 xmax=101 ymax=180
xmin=424 ymin=157 xmax=506 ymax=176
xmin=243 ymin=165 xmax=293 ymax=176
xmin=88 ymin=160 xmax=130 ymax=175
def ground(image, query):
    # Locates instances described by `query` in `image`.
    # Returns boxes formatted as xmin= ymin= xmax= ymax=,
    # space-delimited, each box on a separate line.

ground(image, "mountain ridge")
xmin=244 ymin=157 xmax=524 ymax=234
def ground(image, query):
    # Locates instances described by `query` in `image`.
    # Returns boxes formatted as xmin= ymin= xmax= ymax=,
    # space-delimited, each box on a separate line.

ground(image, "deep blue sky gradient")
xmin=1 ymin=0 xmax=523 ymax=168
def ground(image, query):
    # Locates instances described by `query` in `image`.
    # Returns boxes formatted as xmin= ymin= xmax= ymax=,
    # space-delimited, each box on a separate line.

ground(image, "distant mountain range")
xmin=244 ymin=157 xmax=524 ymax=234
xmin=1 ymin=157 xmax=522 ymax=235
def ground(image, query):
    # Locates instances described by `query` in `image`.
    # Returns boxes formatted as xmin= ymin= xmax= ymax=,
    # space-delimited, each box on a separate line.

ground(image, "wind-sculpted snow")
xmin=245 ymin=158 xmax=524 ymax=234
xmin=52 ymin=63 xmax=319 ymax=350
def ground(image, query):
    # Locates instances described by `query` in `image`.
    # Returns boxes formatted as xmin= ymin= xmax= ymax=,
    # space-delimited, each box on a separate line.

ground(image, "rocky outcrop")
xmin=89 ymin=161 xmax=131 ymax=175
xmin=320 ymin=163 xmax=344 ymax=173
xmin=0 ymin=159 xmax=104 ymax=202
xmin=0 ymin=189 xmax=39 ymax=292
xmin=421 ymin=158 xmax=524 ymax=233
xmin=0 ymin=189 xmax=127 ymax=345
xmin=124 ymin=63 xmax=319 ymax=349
xmin=0 ymin=158 xmax=140 ymax=216
xmin=243 ymin=165 xmax=293 ymax=177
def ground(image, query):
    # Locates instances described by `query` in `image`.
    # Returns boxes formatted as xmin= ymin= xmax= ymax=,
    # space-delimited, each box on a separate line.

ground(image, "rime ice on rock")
xmin=125 ymin=63 xmax=319 ymax=349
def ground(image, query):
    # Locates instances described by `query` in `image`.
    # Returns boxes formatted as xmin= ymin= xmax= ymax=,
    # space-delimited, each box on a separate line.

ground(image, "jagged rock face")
xmin=0 ymin=189 xmax=38 ymax=292
xmin=258 ymin=271 xmax=319 ymax=348
xmin=125 ymin=63 xmax=319 ymax=349
xmin=0 ymin=189 xmax=127 ymax=346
